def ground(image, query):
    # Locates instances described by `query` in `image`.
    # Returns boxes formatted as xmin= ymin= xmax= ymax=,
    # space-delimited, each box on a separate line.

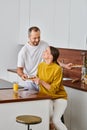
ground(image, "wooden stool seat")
xmin=16 ymin=115 xmax=42 ymax=130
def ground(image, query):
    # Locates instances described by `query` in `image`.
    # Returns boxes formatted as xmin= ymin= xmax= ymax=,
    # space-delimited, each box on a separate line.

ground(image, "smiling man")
xmin=17 ymin=26 xmax=48 ymax=80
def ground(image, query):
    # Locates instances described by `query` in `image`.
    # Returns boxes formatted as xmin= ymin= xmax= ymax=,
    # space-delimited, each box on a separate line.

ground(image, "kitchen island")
xmin=0 ymin=79 xmax=51 ymax=130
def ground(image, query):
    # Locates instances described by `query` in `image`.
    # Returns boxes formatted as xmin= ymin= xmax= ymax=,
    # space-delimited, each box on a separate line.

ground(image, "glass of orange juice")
xmin=13 ymin=82 xmax=18 ymax=92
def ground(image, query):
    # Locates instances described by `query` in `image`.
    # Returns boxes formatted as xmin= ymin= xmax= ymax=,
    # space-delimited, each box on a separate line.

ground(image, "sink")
xmin=63 ymin=78 xmax=72 ymax=80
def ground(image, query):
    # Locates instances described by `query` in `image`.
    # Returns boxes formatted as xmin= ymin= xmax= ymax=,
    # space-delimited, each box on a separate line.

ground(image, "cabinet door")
xmin=19 ymin=0 xmax=30 ymax=44
xmin=30 ymin=0 xmax=55 ymax=44
xmin=54 ymin=0 xmax=70 ymax=48
xmin=71 ymin=89 xmax=87 ymax=130
xmin=64 ymin=87 xmax=72 ymax=130
xmin=69 ymin=0 xmax=87 ymax=49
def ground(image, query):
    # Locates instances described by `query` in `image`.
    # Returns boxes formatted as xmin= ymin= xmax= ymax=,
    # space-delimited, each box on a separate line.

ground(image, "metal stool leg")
xmin=61 ymin=115 xmax=64 ymax=123
xmin=27 ymin=124 xmax=32 ymax=130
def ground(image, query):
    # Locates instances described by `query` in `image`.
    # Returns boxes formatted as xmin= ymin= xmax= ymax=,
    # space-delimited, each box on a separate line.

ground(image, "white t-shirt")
xmin=17 ymin=40 xmax=48 ymax=76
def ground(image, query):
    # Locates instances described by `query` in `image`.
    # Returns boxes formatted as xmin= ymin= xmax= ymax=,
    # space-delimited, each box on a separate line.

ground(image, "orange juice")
xmin=13 ymin=92 xmax=18 ymax=98
xmin=13 ymin=82 xmax=18 ymax=92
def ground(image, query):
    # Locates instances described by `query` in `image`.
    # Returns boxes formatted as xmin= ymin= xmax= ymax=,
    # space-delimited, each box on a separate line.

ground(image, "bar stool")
xmin=16 ymin=115 xmax=42 ymax=130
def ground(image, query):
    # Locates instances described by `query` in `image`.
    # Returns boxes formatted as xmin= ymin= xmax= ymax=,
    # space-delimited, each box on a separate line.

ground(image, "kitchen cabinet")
xmin=30 ymin=0 xmax=70 ymax=47
xmin=65 ymin=86 xmax=87 ymax=130
xmin=0 ymin=92 xmax=50 ymax=130
xmin=69 ymin=0 xmax=87 ymax=50
xmin=19 ymin=0 xmax=70 ymax=47
xmin=54 ymin=0 xmax=70 ymax=48
xmin=19 ymin=0 xmax=55 ymax=45
xmin=19 ymin=0 xmax=30 ymax=44
xmin=29 ymin=0 xmax=55 ymax=44
xmin=71 ymin=88 xmax=87 ymax=130
xmin=64 ymin=87 xmax=72 ymax=130
xmin=19 ymin=0 xmax=87 ymax=49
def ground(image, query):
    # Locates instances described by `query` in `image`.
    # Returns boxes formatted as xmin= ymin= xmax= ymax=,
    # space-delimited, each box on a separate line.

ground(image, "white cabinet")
xmin=65 ymin=86 xmax=87 ymax=130
xmin=71 ymin=89 xmax=87 ymax=130
xmin=19 ymin=0 xmax=30 ymax=44
xmin=64 ymin=87 xmax=72 ymax=130
xmin=30 ymin=0 xmax=70 ymax=47
xmin=30 ymin=0 xmax=55 ymax=44
xmin=69 ymin=0 xmax=87 ymax=50
xmin=54 ymin=0 xmax=70 ymax=48
xmin=19 ymin=0 xmax=87 ymax=48
xmin=19 ymin=0 xmax=70 ymax=47
xmin=0 ymin=100 xmax=50 ymax=130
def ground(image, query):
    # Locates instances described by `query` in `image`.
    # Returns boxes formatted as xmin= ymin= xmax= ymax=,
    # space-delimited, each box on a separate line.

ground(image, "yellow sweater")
xmin=37 ymin=62 xmax=67 ymax=99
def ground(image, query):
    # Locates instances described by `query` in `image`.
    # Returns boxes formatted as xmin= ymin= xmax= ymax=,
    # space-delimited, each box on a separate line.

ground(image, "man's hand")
xmin=17 ymin=67 xmax=28 ymax=80
xmin=21 ymin=74 xmax=28 ymax=80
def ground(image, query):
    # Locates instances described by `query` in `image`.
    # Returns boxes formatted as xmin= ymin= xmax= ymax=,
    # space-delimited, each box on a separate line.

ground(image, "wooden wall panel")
xmin=58 ymin=48 xmax=87 ymax=79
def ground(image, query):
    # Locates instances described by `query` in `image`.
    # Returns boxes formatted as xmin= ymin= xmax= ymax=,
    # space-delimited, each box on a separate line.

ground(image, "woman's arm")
xmin=32 ymin=77 xmax=51 ymax=90
xmin=58 ymin=61 xmax=73 ymax=69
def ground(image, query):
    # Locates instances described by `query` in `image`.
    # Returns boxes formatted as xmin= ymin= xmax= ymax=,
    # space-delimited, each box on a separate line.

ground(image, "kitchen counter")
xmin=7 ymin=68 xmax=17 ymax=73
xmin=63 ymin=80 xmax=87 ymax=92
xmin=7 ymin=69 xmax=87 ymax=92
xmin=0 ymin=89 xmax=51 ymax=103
xmin=0 ymin=79 xmax=51 ymax=103
xmin=0 ymin=79 xmax=51 ymax=130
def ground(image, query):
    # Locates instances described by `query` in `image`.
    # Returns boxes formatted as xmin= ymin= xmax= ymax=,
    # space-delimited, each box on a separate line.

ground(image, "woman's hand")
xmin=33 ymin=77 xmax=51 ymax=90
xmin=32 ymin=77 xmax=40 ymax=85
xmin=58 ymin=61 xmax=73 ymax=69
xmin=64 ymin=63 xmax=73 ymax=69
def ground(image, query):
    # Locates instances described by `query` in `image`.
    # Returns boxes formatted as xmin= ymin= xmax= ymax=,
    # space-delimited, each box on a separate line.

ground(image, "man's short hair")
xmin=28 ymin=26 xmax=40 ymax=35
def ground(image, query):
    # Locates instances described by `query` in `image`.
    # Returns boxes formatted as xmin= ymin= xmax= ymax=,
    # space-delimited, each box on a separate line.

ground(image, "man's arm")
xmin=17 ymin=67 xmax=28 ymax=80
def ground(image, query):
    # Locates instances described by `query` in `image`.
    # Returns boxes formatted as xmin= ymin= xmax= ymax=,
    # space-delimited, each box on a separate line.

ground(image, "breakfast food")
xmin=72 ymin=64 xmax=82 ymax=68
xmin=27 ymin=76 xmax=36 ymax=80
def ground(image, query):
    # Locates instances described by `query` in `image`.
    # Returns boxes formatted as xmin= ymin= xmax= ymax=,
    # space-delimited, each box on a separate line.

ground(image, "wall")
xmin=0 ymin=0 xmax=87 ymax=81
xmin=0 ymin=0 xmax=21 ymax=80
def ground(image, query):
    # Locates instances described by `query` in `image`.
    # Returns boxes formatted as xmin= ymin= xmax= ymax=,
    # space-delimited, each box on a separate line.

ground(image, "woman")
xmin=32 ymin=46 xmax=68 ymax=130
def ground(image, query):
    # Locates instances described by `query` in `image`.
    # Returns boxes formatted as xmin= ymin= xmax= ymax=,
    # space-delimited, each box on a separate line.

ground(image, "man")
xmin=17 ymin=26 xmax=72 ymax=81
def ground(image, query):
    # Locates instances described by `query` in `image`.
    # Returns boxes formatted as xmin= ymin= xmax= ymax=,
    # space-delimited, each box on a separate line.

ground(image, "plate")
xmin=27 ymin=76 xmax=36 ymax=80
